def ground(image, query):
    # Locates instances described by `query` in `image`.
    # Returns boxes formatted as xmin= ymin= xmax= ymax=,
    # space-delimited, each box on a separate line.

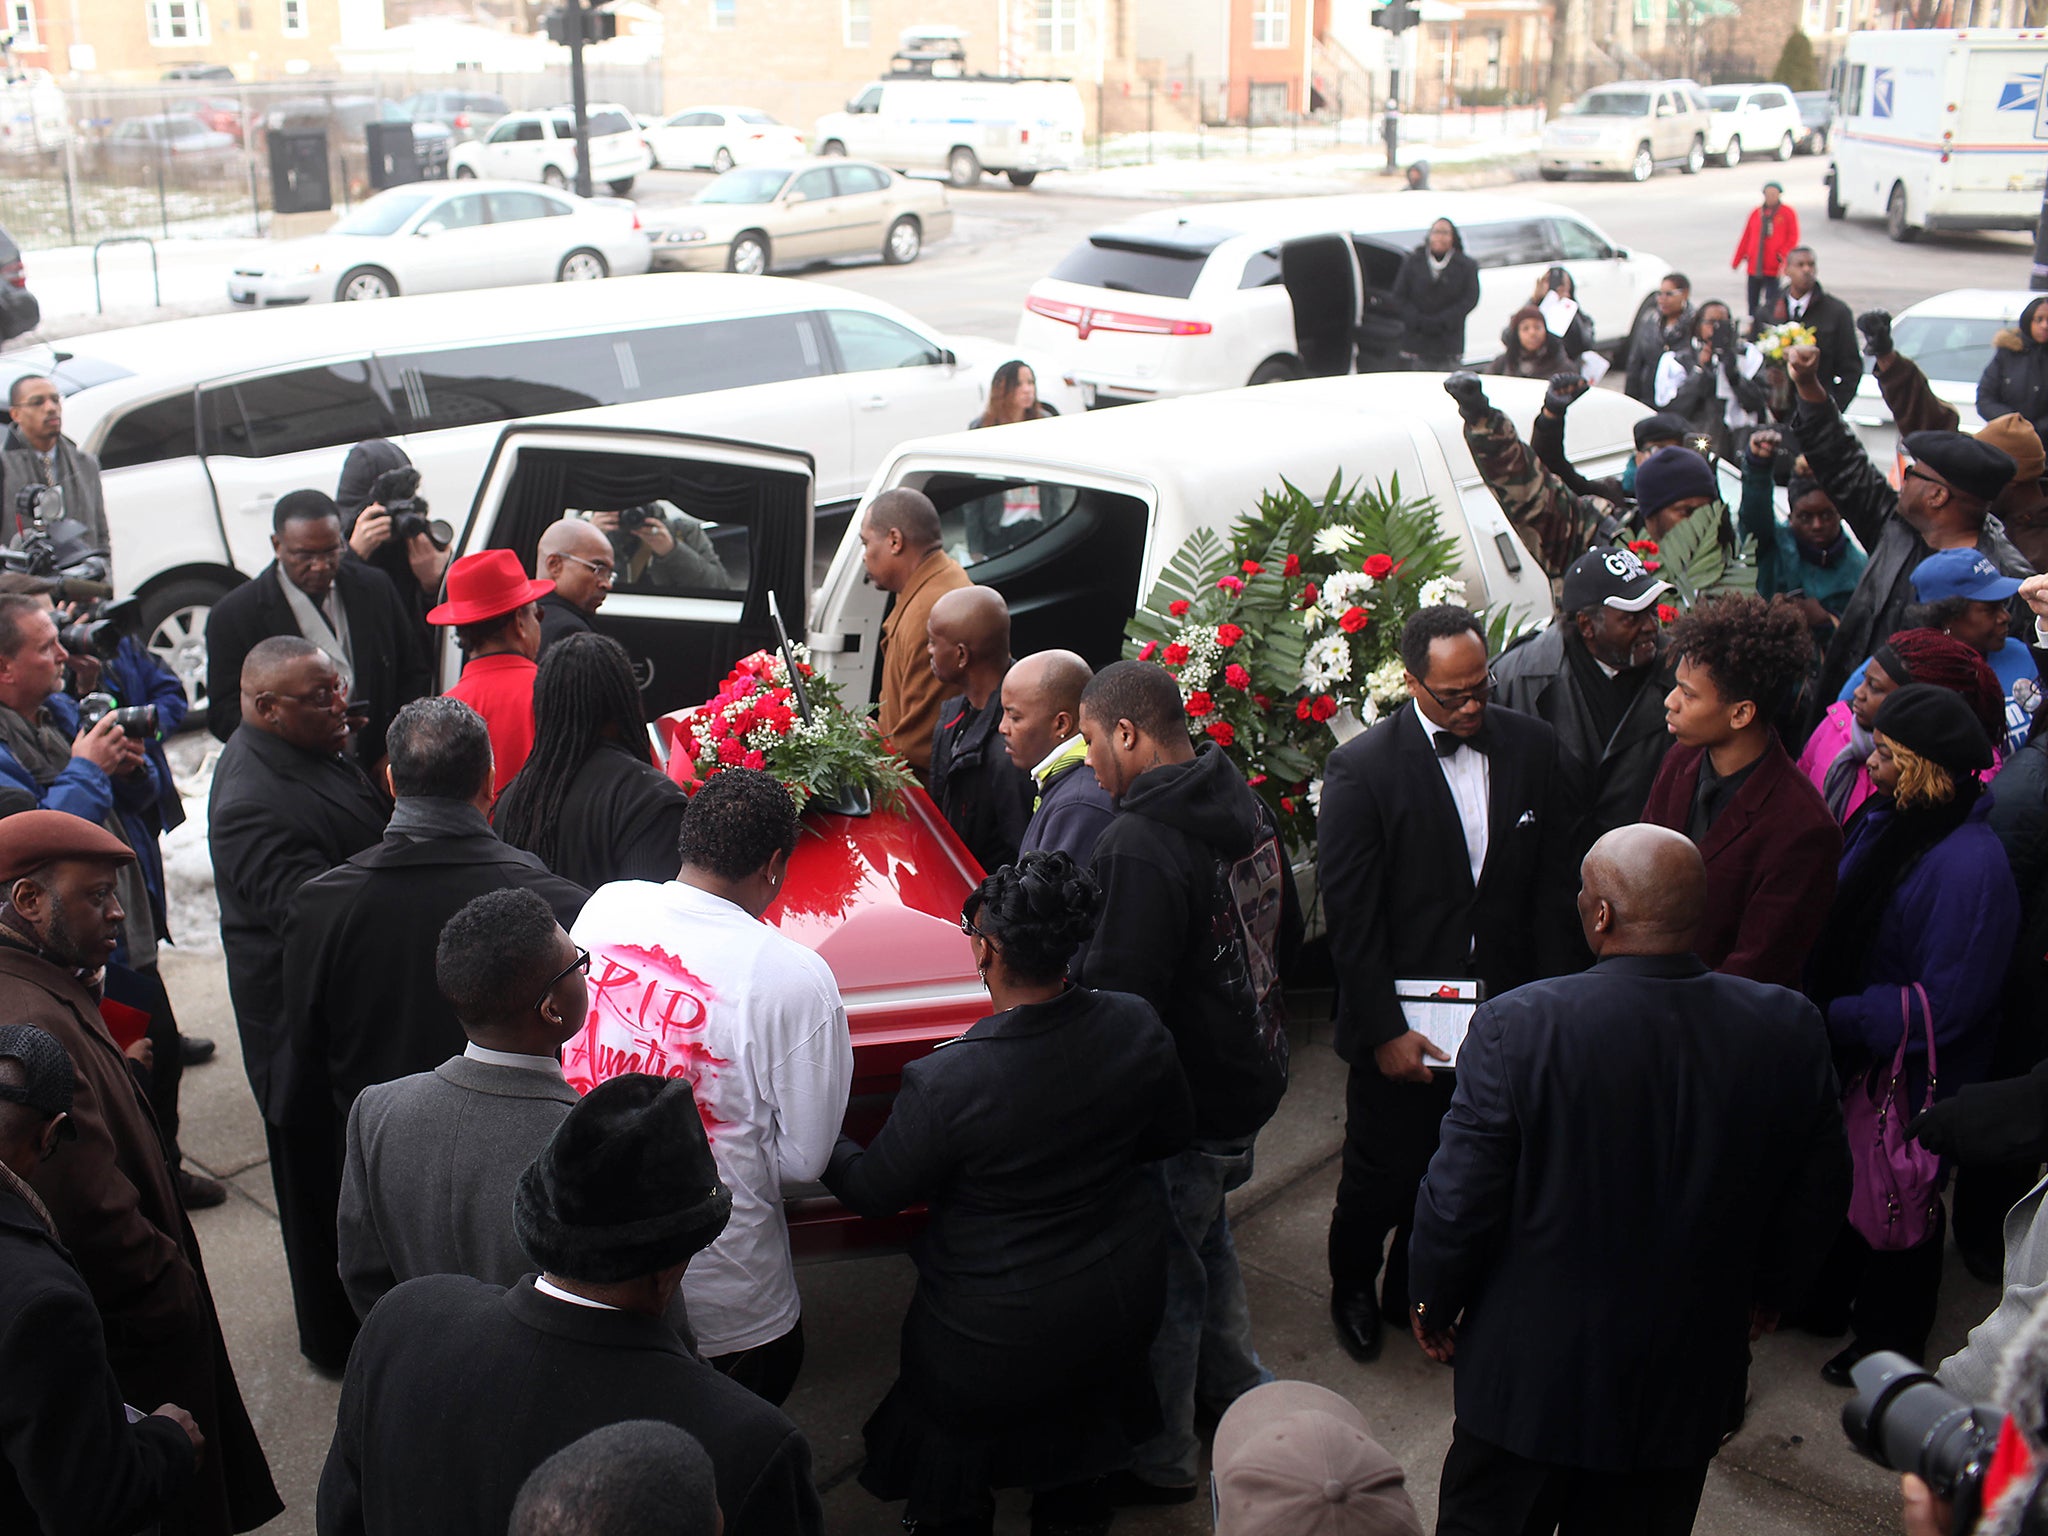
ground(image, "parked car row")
xmin=1539 ymin=77 xmax=1833 ymax=182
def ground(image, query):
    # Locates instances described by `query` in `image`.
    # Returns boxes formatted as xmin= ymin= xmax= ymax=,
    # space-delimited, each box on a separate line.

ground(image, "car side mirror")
xmin=785 ymin=189 xmax=807 ymax=204
xmin=1612 ymin=245 xmax=1628 ymax=259
xmin=938 ymin=347 xmax=957 ymax=367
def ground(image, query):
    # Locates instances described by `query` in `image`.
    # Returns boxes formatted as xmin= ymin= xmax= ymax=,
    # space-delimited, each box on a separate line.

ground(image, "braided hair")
xmin=495 ymin=633 xmax=649 ymax=871
xmin=962 ymin=850 xmax=1103 ymax=986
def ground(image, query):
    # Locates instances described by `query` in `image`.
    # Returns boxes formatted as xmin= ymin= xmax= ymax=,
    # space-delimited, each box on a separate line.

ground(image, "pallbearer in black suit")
xmin=1319 ymin=605 xmax=1579 ymax=1364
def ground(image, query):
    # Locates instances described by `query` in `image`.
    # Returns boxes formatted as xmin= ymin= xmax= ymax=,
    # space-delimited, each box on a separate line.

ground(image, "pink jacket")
xmin=1796 ymin=701 xmax=1874 ymax=823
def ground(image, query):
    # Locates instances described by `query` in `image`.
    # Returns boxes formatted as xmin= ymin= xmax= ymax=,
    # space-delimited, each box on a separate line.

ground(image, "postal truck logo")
xmin=1998 ymin=70 xmax=2045 ymax=113
xmin=1872 ymin=68 xmax=1894 ymax=119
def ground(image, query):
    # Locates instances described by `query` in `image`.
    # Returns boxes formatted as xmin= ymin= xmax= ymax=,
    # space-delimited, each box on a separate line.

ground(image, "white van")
xmin=813 ymin=76 xmax=1085 ymax=188
xmin=1017 ymin=192 xmax=1669 ymax=406
xmin=0 ymin=274 xmax=1081 ymax=708
xmin=1827 ymin=28 xmax=2048 ymax=241
xmin=0 ymin=70 xmax=69 ymax=156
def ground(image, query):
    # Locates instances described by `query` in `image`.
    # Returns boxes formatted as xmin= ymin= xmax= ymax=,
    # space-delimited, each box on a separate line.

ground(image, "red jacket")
xmin=1639 ymin=733 xmax=1842 ymax=989
xmin=1731 ymin=203 xmax=1801 ymax=276
xmin=445 ymin=651 xmax=538 ymax=797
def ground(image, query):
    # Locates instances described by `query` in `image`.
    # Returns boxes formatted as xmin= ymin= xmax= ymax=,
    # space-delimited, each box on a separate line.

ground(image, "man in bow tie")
xmin=1318 ymin=604 xmax=1581 ymax=1366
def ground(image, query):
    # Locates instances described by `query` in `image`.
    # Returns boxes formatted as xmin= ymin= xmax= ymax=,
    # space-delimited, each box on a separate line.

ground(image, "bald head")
xmin=927 ymin=584 xmax=1012 ymax=700
xmin=999 ymin=649 xmax=1092 ymax=770
xmin=1577 ymin=824 xmax=1706 ymax=958
xmin=240 ymin=634 xmax=324 ymax=700
xmin=538 ymin=518 xmax=616 ymax=616
xmin=539 ymin=519 xmax=612 ymax=563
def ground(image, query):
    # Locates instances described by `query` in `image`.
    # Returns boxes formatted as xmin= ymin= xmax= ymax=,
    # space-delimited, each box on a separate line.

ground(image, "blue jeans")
xmin=1131 ymin=1139 xmax=1272 ymax=1488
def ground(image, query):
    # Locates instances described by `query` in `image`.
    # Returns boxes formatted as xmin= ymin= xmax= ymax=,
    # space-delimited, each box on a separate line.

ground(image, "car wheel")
xmin=883 ymin=216 xmax=921 ymax=265
xmin=1827 ymin=171 xmax=1846 ymax=220
xmin=712 ymin=147 xmax=734 ymax=172
xmin=1887 ymin=182 xmax=1919 ymax=242
xmin=607 ymin=177 xmax=634 ymax=194
xmin=1006 ymin=169 xmax=1038 ymax=187
xmin=728 ymin=231 xmax=770 ymax=275
xmin=1721 ymin=135 xmax=1742 ymax=168
xmin=1814 ymin=128 xmax=1829 ymax=155
xmin=1776 ymin=131 xmax=1795 ymax=161
xmin=558 ymin=248 xmax=608 ymax=281
xmin=1249 ymin=357 xmax=1302 ymax=386
xmin=454 ymin=164 xmax=476 ymax=179
xmin=1630 ymin=142 xmax=1653 ymax=182
xmin=140 ymin=577 xmax=231 ymax=716
xmin=1539 ymin=167 xmax=1567 ymax=181
xmin=820 ymin=139 xmax=847 ymax=157
xmin=543 ymin=165 xmax=568 ymax=189
xmin=337 ymin=266 xmax=396 ymax=302
xmin=947 ymin=146 xmax=981 ymax=188
xmin=1684 ymin=136 xmax=1705 ymax=174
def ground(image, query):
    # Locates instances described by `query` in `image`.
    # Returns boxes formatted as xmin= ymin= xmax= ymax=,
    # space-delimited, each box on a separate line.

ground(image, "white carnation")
xmin=1323 ymin=570 xmax=1375 ymax=608
xmin=1418 ymin=575 xmax=1466 ymax=608
xmin=1366 ymin=657 xmax=1408 ymax=706
xmin=1312 ymin=526 xmax=1361 ymax=556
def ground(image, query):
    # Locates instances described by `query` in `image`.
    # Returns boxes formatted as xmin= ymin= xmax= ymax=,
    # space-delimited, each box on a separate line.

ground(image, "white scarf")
xmin=277 ymin=564 xmax=354 ymax=688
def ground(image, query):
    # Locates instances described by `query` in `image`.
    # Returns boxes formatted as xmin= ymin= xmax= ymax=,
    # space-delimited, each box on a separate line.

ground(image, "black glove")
xmin=1443 ymin=372 xmax=1490 ymax=423
xmin=1543 ymin=370 xmax=1588 ymax=416
xmin=1905 ymin=1096 xmax=1962 ymax=1157
xmin=1856 ymin=309 xmax=1893 ymax=361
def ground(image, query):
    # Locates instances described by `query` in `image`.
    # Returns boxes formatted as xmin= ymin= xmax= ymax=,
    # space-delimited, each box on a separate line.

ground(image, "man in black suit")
xmin=205 ymin=489 xmax=431 ymax=768
xmin=1759 ymin=247 xmax=1860 ymax=411
xmin=1409 ymin=825 xmax=1850 ymax=1533
xmin=534 ymin=518 xmax=614 ymax=657
xmin=318 ymin=1073 xmax=822 ymax=1536
xmin=208 ymin=635 xmax=388 ymax=1371
xmin=287 ymin=695 xmax=587 ymax=1124
xmin=1319 ymin=605 xmax=1579 ymax=1364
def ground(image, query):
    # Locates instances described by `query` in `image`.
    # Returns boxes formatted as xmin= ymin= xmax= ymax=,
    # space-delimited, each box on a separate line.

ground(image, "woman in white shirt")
xmin=1655 ymin=298 xmax=1768 ymax=460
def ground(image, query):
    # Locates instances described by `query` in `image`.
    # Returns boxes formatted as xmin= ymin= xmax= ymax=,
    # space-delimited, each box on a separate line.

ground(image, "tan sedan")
xmin=646 ymin=158 xmax=954 ymax=274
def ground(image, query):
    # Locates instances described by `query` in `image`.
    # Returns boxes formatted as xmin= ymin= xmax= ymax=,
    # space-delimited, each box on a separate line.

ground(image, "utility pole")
xmin=2034 ymin=81 xmax=2048 ymax=289
xmin=545 ymin=0 xmax=601 ymax=197
xmin=1374 ymin=0 xmax=1419 ymax=173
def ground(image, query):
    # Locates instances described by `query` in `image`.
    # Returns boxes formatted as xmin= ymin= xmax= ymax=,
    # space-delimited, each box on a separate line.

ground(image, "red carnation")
xmin=1301 ymin=582 xmax=1319 ymax=607
xmin=1217 ymin=575 xmax=1246 ymax=595
xmin=1139 ymin=641 xmax=1159 ymax=662
xmin=1216 ymin=623 xmax=1244 ymax=648
xmin=1168 ymin=599 xmax=1190 ymax=617
xmin=1280 ymin=796 xmax=1296 ymax=814
xmin=1362 ymin=553 xmax=1396 ymax=579
xmin=1248 ymin=772 xmax=1268 ymax=786
xmin=1656 ymin=603 xmax=1680 ymax=623
xmin=1338 ymin=606 xmax=1370 ymax=634
xmin=1296 ymin=698 xmax=1314 ymax=720
xmin=1186 ymin=690 xmax=1214 ymax=717
xmin=1643 ymin=560 xmax=1662 ymax=572
xmin=730 ymin=710 xmax=756 ymax=737
xmin=741 ymin=748 xmax=766 ymax=771
xmin=732 ymin=676 xmax=757 ymax=698
xmin=716 ymin=738 xmax=744 ymax=766
xmin=1224 ymin=663 xmax=1251 ymax=690
xmin=1163 ymin=643 xmax=1190 ymax=666
xmin=1629 ymin=539 xmax=1661 ymax=554
xmin=1242 ymin=560 xmax=1264 ymax=575
xmin=1283 ymin=553 xmax=1301 ymax=577
xmin=1254 ymin=693 xmax=1272 ymax=711
xmin=1206 ymin=721 xmax=1235 ymax=746
xmin=707 ymin=713 xmax=730 ymax=739
xmin=1310 ymin=695 xmax=1338 ymax=723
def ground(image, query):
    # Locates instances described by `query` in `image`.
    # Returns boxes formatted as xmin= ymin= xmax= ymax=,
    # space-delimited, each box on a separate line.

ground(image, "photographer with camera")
xmin=337 ymin=440 xmax=453 ymax=656
xmin=586 ymin=505 xmax=730 ymax=592
xmin=2 ymin=377 xmax=108 ymax=580
xmin=1656 ymin=300 xmax=1769 ymax=461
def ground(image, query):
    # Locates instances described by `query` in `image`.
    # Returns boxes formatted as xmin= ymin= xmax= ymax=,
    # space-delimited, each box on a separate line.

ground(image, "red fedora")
xmin=427 ymin=548 xmax=554 ymax=627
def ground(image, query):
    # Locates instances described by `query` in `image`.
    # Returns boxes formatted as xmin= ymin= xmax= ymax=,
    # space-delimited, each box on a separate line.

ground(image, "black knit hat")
xmin=1874 ymin=683 xmax=1996 ymax=776
xmin=514 ymin=1073 xmax=732 ymax=1283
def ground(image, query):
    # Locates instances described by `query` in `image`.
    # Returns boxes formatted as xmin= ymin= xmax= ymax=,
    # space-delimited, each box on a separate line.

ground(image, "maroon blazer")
xmin=1640 ymin=734 xmax=1843 ymax=990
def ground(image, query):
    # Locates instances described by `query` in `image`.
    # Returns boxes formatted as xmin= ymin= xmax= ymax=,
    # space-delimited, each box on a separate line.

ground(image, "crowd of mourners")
xmin=13 ymin=185 xmax=2048 ymax=1536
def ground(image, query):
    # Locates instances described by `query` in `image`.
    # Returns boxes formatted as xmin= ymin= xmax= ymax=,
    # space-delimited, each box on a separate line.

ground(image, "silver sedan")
xmin=645 ymin=158 xmax=953 ymax=274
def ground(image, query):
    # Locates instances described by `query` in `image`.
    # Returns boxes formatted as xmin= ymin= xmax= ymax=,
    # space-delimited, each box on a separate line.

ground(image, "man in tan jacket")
xmin=859 ymin=488 xmax=970 ymax=785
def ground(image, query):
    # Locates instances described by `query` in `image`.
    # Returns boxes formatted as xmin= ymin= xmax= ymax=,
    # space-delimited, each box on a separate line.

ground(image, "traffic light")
xmin=1372 ymin=0 xmax=1418 ymax=31
xmin=543 ymin=4 xmax=617 ymax=44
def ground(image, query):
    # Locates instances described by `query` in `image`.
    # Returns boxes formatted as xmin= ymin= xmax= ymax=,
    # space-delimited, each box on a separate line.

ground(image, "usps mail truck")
xmin=1826 ymin=28 xmax=2048 ymax=241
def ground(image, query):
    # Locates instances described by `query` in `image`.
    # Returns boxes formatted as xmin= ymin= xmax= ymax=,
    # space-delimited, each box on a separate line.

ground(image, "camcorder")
xmin=7 ymin=484 xmax=112 ymax=597
xmin=368 ymin=465 xmax=452 ymax=550
xmin=1842 ymin=1351 xmax=2045 ymax=1532
xmin=76 ymin=690 xmax=159 ymax=740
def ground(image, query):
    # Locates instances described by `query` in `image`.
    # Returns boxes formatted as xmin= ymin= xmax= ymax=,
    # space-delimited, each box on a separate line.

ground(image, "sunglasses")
xmin=534 ymin=947 xmax=591 ymax=1013
xmin=1416 ymin=669 xmax=1497 ymax=713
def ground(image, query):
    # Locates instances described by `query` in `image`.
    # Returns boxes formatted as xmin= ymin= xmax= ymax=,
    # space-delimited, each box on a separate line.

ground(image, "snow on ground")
xmin=162 ymin=729 xmax=223 ymax=955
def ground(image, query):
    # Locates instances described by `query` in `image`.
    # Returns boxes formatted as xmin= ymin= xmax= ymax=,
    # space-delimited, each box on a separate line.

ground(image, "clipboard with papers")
xmin=1395 ymin=978 xmax=1484 ymax=1069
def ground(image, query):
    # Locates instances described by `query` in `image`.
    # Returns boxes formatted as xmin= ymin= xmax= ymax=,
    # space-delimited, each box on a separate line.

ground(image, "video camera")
xmin=1843 ymin=1351 xmax=2020 ymax=1531
xmin=7 ymin=485 xmax=112 ymax=596
xmin=368 ymin=465 xmax=452 ymax=550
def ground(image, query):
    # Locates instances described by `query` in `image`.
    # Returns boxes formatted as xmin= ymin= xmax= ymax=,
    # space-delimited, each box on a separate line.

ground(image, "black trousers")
xmin=265 ymin=1104 xmax=359 ymax=1372
xmin=1746 ymin=274 xmax=1781 ymax=321
xmin=1805 ymin=1206 xmax=1947 ymax=1362
xmin=106 ymin=961 xmax=183 ymax=1161
xmin=1327 ymin=1062 xmax=1458 ymax=1311
xmin=708 ymin=1317 xmax=805 ymax=1407
xmin=1436 ymin=1422 xmax=1710 ymax=1536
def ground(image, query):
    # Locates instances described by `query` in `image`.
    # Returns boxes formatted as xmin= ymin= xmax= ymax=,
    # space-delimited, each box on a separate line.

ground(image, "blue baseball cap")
xmin=1910 ymin=547 xmax=2023 ymax=604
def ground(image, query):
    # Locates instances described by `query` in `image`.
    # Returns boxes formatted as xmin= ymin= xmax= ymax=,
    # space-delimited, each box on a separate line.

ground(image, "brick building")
xmin=2 ymin=0 xmax=379 ymax=79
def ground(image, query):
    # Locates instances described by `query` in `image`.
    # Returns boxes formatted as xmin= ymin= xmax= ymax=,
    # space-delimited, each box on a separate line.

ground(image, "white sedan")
xmin=644 ymin=105 xmax=806 ymax=172
xmin=1845 ymin=288 xmax=2034 ymax=468
xmin=226 ymin=180 xmax=653 ymax=305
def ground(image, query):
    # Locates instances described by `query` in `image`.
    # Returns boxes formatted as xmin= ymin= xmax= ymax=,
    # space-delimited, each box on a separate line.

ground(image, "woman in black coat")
xmin=823 ymin=852 xmax=1195 ymax=1536
xmin=494 ymin=632 xmax=689 ymax=889
xmin=1390 ymin=217 xmax=1481 ymax=371
xmin=1977 ymin=296 xmax=2048 ymax=439
xmin=1487 ymin=305 xmax=1573 ymax=379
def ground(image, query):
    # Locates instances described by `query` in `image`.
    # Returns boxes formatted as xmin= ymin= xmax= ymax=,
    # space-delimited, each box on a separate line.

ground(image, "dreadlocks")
xmin=494 ymin=633 xmax=650 ymax=870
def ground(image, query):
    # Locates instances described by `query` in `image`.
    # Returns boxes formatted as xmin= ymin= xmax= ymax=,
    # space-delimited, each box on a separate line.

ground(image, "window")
xmin=488 ymin=118 xmax=540 ymax=144
xmin=549 ymin=115 xmax=575 ymax=139
xmin=1049 ymin=233 xmax=1219 ymax=299
xmin=1036 ymin=0 xmax=1079 ymax=54
xmin=825 ymin=310 xmax=944 ymax=372
xmin=146 ymin=0 xmax=210 ymax=44
xmin=843 ymin=0 xmax=869 ymax=47
xmin=1251 ymin=0 xmax=1288 ymax=48
xmin=587 ymin=108 xmax=633 ymax=136
xmin=8 ymin=0 xmax=37 ymax=45
xmin=1459 ymin=219 xmax=1559 ymax=269
xmin=711 ymin=0 xmax=732 ymax=27
xmin=99 ymin=392 xmax=197 ymax=471
xmin=280 ymin=0 xmax=304 ymax=34
xmin=430 ymin=192 xmax=489 ymax=229
xmin=831 ymin=163 xmax=887 ymax=195
xmin=789 ymin=166 xmax=836 ymax=202
xmin=1551 ymin=218 xmax=1612 ymax=262
xmin=487 ymin=191 xmax=569 ymax=220
xmin=201 ymin=361 xmax=396 ymax=459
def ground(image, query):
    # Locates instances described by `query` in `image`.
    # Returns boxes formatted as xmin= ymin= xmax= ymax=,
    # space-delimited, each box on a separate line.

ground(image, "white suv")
xmin=450 ymin=103 xmax=653 ymax=194
xmin=1540 ymin=80 xmax=1711 ymax=182
xmin=1703 ymin=83 xmax=1803 ymax=168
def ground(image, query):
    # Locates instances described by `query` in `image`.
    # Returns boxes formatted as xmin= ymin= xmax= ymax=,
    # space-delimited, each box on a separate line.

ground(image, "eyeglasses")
xmin=1902 ymin=464 xmax=1947 ymax=493
xmin=958 ymin=915 xmax=982 ymax=938
xmin=1416 ymin=669 xmax=1496 ymax=713
xmin=1657 ymin=288 xmax=1685 ymax=299
xmin=534 ymin=946 xmax=590 ymax=1013
xmin=265 ymin=685 xmax=344 ymax=710
xmin=557 ymin=553 xmax=615 ymax=581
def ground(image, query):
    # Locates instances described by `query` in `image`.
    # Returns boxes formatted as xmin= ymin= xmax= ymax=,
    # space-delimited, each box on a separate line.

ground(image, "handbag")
xmin=1844 ymin=982 xmax=1942 ymax=1252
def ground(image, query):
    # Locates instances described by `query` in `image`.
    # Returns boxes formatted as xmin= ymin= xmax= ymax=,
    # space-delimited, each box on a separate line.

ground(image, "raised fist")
xmin=1442 ymin=372 xmax=1490 ymax=422
xmin=1543 ymin=370 xmax=1589 ymax=416
xmin=1856 ymin=309 xmax=1893 ymax=360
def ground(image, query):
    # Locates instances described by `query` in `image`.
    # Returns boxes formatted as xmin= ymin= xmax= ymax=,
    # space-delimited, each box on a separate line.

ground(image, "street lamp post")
xmin=1374 ymin=0 xmax=1420 ymax=172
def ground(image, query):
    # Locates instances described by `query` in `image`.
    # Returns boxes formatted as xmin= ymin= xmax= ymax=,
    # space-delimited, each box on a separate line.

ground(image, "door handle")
xmin=858 ymin=395 xmax=888 ymax=410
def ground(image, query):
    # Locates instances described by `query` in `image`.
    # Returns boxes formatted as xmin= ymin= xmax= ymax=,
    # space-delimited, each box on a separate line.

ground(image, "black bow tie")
xmin=1435 ymin=730 xmax=1487 ymax=758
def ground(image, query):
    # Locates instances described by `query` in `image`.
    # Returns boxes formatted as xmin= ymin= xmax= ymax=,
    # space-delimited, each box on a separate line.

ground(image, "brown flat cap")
xmin=0 ymin=810 xmax=135 ymax=886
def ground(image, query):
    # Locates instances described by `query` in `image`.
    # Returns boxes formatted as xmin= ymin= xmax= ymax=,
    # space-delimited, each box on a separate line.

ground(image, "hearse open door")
xmin=444 ymin=423 xmax=815 ymax=718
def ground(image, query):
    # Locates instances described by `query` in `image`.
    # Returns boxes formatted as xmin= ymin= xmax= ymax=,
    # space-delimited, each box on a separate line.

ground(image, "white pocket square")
xmin=1516 ymin=810 xmax=1537 ymax=828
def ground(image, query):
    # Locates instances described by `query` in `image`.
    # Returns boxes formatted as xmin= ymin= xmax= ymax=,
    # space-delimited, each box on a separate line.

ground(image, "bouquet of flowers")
xmin=1754 ymin=319 xmax=1818 ymax=363
xmin=670 ymin=645 xmax=914 ymax=814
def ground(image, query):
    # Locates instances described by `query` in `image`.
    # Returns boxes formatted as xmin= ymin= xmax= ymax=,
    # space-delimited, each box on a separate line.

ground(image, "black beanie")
xmin=1874 ymin=683 xmax=1996 ymax=776
xmin=514 ymin=1073 xmax=732 ymax=1284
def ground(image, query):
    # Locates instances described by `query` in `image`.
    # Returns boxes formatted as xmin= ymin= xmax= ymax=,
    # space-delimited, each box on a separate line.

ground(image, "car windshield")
xmin=165 ymin=118 xmax=207 ymax=139
xmin=1890 ymin=315 xmax=2012 ymax=382
xmin=333 ymin=191 xmax=435 ymax=236
xmin=737 ymin=109 xmax=781 ymax=124
xmin=1705 ymin=90 xmax=1743 ymax=111
xmin=1572 ymin=90 xmax=1650 ymax=116
xmin=0 ymin=349 xmax=133 ymax=398
xmin=695 ymin=167 xmax=789 ymax=204
xmin=588 ymin=109 xmax=633 ymax=136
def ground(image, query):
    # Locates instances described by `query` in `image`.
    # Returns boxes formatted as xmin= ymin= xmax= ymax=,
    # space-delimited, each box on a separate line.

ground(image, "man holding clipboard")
xmin=1318 ymin=605 xmax=1580 ymax=1365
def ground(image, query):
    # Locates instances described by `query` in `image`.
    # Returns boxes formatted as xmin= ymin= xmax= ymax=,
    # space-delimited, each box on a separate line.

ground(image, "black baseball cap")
xmin=1561 ymin=546 xmax=1672 ymax=614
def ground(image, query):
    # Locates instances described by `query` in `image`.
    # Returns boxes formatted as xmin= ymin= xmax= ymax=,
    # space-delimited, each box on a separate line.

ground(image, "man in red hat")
xmin=0 ymin=810 xmax=282 ymax=1536
xmin=430 ymin=549 xmax=554 ymax=799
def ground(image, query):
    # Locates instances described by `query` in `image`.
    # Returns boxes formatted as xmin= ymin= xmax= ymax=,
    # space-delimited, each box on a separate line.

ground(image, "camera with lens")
xmin=368 ymin=465 xmax=452 ymax=550
xmin=1843 ymin=1351 xmax=2007 ymax=1531
xmin=617 ymin=504 xmax=657 ymax=533
xmin=76 ymin=691 xmax=159 ymax=741
xmin=58 ymin=597 xmax=142 ymax=663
